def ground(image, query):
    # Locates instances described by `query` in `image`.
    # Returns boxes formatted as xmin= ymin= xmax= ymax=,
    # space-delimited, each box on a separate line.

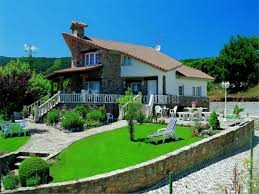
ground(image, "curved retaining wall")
xmin=2 ymin=119 xmax=254 ymax=193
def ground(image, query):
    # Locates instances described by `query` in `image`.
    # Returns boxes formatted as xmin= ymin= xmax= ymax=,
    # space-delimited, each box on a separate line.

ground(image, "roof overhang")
xmin=46 ymin=65 xmax=103 ymax=80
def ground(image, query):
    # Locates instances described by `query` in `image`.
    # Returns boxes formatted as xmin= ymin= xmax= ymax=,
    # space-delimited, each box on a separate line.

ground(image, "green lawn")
xmin=50 ymin=123 xmax=201 ymax=182
xmin=0 ymin=131 xmax=30 ymax=155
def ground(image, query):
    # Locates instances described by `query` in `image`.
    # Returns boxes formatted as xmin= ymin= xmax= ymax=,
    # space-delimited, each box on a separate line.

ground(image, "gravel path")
xmin=19 ymin=120 xmax=127 ymax=156
xmin=145 ymin=131 xmax=259 ymax=194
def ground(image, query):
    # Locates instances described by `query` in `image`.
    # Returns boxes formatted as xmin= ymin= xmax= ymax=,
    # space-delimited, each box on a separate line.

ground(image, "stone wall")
xmin=101 ymin=51 xmax=123 ymax=94
xmin=2 ymin=120 xmax=254 ymax=194
xmin=0 ymin=153 xmax=17 ymax=176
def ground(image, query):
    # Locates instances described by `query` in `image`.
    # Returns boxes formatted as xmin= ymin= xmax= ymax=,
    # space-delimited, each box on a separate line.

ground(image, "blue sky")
xmin=0 ymin=0 xmax=258 ymax=59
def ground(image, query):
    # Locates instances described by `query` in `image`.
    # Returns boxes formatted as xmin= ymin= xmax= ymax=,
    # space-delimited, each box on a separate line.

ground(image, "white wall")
xmin=176 ymin=78 xmax=208 ymax=97
xmin=121 ymin=58 xmax=177 ymax=95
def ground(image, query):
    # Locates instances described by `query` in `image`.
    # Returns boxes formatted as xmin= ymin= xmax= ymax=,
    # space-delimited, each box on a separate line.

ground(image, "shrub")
xmin=159 ymin=119 xmax=166 ymax=125
xmin=136 ymin=111 xmax=145 ymax=124
xmin=22 ymin=106 xmax=29 ymax=118
xmin=86 ymin=120 xmax=101 ymax=128
xmin=46 ymin=110 xmax=59 ymax=125
xmin=61 ymin=111 xmax=84 ymax=131
xmin=26 ymin=175 xmax=41 ymax=187
xmin=2 ymin=175 xmax=19 ymax=190
xmin=144 ymin=115 xmax=153 ymax=123
xmin=208 ymin=111 xmax=220 ymax=130
xmin=18 ymin=157 xmax=49 ymax=187
xmin=87 ymin=109 xmax=105 ymax=122
xmin=74 ymin=105 xmax=89 ymax=119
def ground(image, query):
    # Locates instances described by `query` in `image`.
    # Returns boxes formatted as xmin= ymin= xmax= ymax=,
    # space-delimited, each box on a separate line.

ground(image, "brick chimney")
xmin=70 ymin=21 xmax=87 ymax=38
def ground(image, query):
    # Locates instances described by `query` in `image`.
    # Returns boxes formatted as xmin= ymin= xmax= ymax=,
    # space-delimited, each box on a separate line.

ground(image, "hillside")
xmin=0 ymin=56 xmax=71 ymax=74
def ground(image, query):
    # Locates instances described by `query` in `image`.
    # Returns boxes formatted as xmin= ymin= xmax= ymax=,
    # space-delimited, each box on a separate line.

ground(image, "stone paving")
xmin=19 ymin=120 xmax=127 ymax=155
xmin=145 ymin=131 xmax=259 ymax=194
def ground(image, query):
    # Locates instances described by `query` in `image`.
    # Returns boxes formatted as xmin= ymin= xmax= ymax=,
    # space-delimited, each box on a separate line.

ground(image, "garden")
xmin=44 ymin=104 xmax=108 ymax=132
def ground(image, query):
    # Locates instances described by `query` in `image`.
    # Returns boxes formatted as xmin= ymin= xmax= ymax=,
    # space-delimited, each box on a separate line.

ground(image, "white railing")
xmin=27 ymin=94 xmax=49 ymax=115
xmin=59 ymin=93 xmax=121 ymax=104
xmin=60 ymin=93 xmax=82 ymax=103
xmin=32 ymin=92 xmax=179 ymax=121
xmin=36 ymin=92 xmax=60 ymax=121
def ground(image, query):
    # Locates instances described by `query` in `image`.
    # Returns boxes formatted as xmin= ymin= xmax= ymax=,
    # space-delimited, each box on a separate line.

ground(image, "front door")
xmin=147 ymin=80 xmax=157 ymax=95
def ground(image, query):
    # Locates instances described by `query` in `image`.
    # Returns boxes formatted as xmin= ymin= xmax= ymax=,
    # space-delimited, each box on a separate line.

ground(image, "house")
xmin=35 ymin=21 xmax=214 ymax=121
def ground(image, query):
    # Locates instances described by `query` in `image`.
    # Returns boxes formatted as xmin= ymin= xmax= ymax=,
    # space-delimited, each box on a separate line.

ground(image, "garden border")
xmin=1 ymin=119 xmax=254 ymax=193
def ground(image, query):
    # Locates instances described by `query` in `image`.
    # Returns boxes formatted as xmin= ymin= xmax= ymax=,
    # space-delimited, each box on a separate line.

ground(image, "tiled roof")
xmin=62 ymin=33 xmax=214 ymax=80
xmin=63 ymin=33 xmax=182 ymax=71
xmin=177 ymin=65 xmax=214 ymax=80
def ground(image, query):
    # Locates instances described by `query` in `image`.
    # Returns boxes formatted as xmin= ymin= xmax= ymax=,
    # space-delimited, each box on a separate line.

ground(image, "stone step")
xmin=16 ymin=155 xmax=31 ymax=161
xmin=14 ymin=162 xmax=21 ymax=168
xmin=19 ymin=151 xmax=49 ymax=157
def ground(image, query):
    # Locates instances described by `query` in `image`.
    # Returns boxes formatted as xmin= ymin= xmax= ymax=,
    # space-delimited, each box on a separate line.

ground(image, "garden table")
xmin=184 ymin=107 xmax=207 ymax=120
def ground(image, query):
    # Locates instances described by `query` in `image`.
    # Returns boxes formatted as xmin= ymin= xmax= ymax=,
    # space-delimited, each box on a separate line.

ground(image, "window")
xmin=178 ymin=85 xmax=184 ymax=96
xmin=130 ymin=82 xmax=141 ymax=94
xmin=84 ymin=81 xmax=100 ymax=94
xmin=89 ymin=53 xmax=95 ymax=65
xmin=96 ymin=53 xmax=101 ymax=64
xmin=192 ymin=86 xmax=202 ymax=97
xmin=84 ymin=52 xmax=101 ymax=66
xmin=121 ymin=55 xmax=132 ymax=66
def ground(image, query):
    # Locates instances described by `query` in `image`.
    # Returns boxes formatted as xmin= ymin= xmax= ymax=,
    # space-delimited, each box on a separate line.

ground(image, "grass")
xmin=208 ymin=84 xmax=259 ymax=101
xmin=50 ymin=123 xmax=201 ymax=182
xmin=0 ymin=130 xmax=30 ymax=155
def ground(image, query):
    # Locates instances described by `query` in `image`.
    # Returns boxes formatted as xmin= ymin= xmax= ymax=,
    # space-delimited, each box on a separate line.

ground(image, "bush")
xmin=85 ymin=120 xmax=101 ymax=128
xmin=159 ymin=119 xmax=166 ymax=125
xmin=26 ymin=175 xmax=41 ymax=187
xmin=74 ymin=105 xmax=89 ymax=119
xmin=144 ymin=115 xmax=153 ymax=123
xmin=18 ymin=157 xmax=49 ymax=187
xmin=61 ymin=111 xmax=84 ymax=131
xmin=22 ymin=106 xmax=29 ymax=118
xmin=46 ymin=110 xmax=59 ymax=125
xmin=208 ymin=111 xmax=220 ymax=130
xmin=136 ymin=111 xmax=145 ymax=124
xmin=87 ymin=109 xmax=105 ymax=122
xmin=2 ymin=175 xmax=19 ymax=190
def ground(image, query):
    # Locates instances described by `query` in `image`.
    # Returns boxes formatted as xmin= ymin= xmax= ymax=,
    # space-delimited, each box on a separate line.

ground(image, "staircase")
xmin=28 ymin=92 xmax=60 ymax=122
xmin=11 ymin=152 xmax=49 ymax=174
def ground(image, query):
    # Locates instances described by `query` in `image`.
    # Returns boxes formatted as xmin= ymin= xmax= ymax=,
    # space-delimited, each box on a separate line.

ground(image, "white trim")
xmin=84 ymin=51 xmax=99 ymax=66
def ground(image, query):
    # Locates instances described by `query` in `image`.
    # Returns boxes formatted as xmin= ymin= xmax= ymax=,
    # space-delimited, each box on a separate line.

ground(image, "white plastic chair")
xmin=155 ymin=105 xmax=162 ymax=117
xmin=169 ymin=106 xmax=178 ymax=117
xmin=106 ymin=113 xmax=113 ymax=123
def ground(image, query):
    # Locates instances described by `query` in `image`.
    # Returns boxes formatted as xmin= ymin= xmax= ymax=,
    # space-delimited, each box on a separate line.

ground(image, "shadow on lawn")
xmin=135 ymin=137 xmax=184 ymax=145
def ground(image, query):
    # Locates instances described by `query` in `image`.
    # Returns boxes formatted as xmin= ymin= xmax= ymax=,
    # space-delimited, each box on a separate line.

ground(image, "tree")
xmin=117 ymin=89 xmax=143 ymax=141
xmin=28 ymin=72 xmax=51 ymax=100
xmin=217 ymin=35 xmax=259 ymax=91
xmin=0 ymin=60 xmax=51 ymax=117
xmin=0 ymin=60 xmax=31 ymax=116
xmin=45 ymin=59 xmax=62 ymax=75
xmin=183 ymin=58 xmax=224 ymax=82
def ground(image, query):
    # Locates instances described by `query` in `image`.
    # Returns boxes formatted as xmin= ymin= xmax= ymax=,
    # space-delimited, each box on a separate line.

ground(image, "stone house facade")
xmin=46 ymin=21 xmax=214 ymax=107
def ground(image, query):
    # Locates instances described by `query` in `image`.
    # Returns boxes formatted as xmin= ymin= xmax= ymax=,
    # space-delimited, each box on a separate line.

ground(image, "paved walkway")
xmin=19 ymin=120 xmax=127 ymax=156
xmin=145 ymin=131 xmax=259 ymax=194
